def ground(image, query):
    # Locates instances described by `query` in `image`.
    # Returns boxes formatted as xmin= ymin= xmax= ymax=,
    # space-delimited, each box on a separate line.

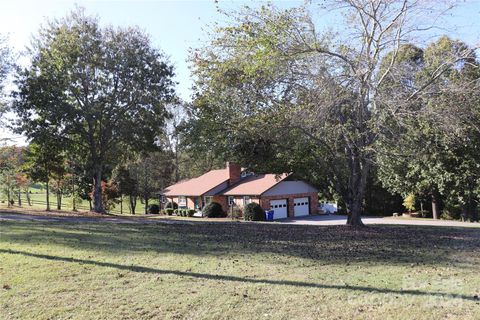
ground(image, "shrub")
xmin=419 ymin=210 xmax=431 ymax=218
xmin=244 ymin=203 xmax=265 ymax=221
xmin=181 ymin=209 xmax=187 ymax=217
xmin=229 ymin=207 xmax=243 ymax=220
xmin=402 ymin=194 xmax=415 ymax=213
xmin=165 ymin=208 xmax=174 ymax=216
xmin=187 ymin=209 xmax=195 ymax=217
xmin=148 ymin=204 xmax=160 ymax=214
xmin=203 ymin=202 xmax=226 ymax=218
xmin=174 ymin=209 xmax=179 ymax=215
xmin=442 ymin=201 xmax=462 ymax=220
xmin=165 ymin=201 xmax=178 ymax=210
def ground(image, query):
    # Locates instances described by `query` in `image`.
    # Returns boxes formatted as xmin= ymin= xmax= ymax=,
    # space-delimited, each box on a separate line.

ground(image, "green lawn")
xmin=1 ymin=218 xmax=479 ymax=319
xmin=1 ymin=191 xmax=157 ymax=215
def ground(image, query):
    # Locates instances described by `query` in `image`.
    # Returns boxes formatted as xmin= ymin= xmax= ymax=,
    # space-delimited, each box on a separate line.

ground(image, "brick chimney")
xmin=226 ymin=162 xmax=241 ymax=185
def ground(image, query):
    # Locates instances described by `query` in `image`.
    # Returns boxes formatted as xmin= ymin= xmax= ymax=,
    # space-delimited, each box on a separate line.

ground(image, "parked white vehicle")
xmin=319 ymin=202 xmax=338 ymax=214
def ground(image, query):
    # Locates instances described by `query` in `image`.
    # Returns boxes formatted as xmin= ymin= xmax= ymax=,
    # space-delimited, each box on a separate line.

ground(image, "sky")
xmin=0 ymin=0 xmax=479 ymax=143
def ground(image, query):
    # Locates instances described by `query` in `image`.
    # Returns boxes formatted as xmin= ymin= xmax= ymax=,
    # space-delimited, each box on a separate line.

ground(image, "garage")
xmin=294 ymin=197 xmax=309 ymax=217
xmin=270 ymin=199 xmax=288 ymax=219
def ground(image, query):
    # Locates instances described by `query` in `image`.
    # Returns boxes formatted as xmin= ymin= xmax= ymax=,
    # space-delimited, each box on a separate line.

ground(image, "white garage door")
xmin=270 ymin=199 xmax=288 ymax=219
xmin=294 ymin=197 xmax=309 ymax=217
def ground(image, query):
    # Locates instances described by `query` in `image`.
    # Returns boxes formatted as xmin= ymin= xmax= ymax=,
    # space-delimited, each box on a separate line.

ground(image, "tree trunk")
xmin=347 ymin=197 xmax=364 ymax=226
xmin=46 ymin=180 xmax=51 ymax=211
xmin=72 ymin=173 xmax=77 ymax=211
xmin=88 ymin=199 xmax=92 ymax=211
xmin=93 ymin=166 xmax=104 ymax=213
xmin=56 ymin=191 xmax=62 ymax=210
xmin=7 ymin=187 xmax=11 ymax=207
xmin=431 ymin=192 xmax=439 ymax=220
xmin=145 ymin=197 xmax=149 ymax=215
xmin=120 ymin=195 xmax=123 ymax=215
xmin=129 ymin=195 xmax=136 ymax=215
xmin=26 ymin=189 xmax=32 ymax=206
xmin=345 ymin=151 xmax=369 ymax=226
xmin=18 ymin=190 xmax=22 ymax=207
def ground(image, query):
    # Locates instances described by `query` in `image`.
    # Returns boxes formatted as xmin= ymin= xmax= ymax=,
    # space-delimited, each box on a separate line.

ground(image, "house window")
xmin=178 ymin=196 xmax=187 ymax=206
xmin=243 ymin=196 xmax=251 ymax=206
xmin=204 ymin=196 xmax=213 ymax=205
xmin=228 ymin=196 xmax=235 ymax=206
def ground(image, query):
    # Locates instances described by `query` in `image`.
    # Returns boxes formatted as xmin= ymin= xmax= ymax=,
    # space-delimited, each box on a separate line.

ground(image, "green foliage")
xmin=229 ymin=207 xmax=243 ymax=220
xmin=203 ymin=202 xmax=225 ymax=218
xmin=441 ymin=201 xmax=462 ymax=220
xmin=0 ymin=35 xmax=11 ymax=111
xmin=403 ymin=194 xmax=416 ymax=213
xmin=243 ymin=203 xmax=265 ymax=221
xmin=148 ymin=204 xmax=160 ymax=215
xmin=165 ymin=201 xmax=178 ymax=209
xmin=187 ymin=209 xmax=195 ymax=217
xmin=12 ymin=8 xmax=176 ymax=212
xmin=165 ymin=208 xmax=174 ymax=216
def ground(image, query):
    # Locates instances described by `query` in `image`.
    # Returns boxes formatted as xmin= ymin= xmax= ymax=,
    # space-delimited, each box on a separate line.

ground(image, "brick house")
xmin=161 ymin=162 xmax=318 ymax=219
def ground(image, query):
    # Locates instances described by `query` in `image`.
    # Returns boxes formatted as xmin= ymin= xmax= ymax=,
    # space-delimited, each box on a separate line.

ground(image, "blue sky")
xmin=0 ymin=0 xmax=304 ymax=101
xmin=0 ymin=0 xmax=479 ymax=142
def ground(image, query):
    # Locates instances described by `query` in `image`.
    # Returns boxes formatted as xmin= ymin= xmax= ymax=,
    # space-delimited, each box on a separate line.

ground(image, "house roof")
xmin=162 ymin=169 xmax=229 ymax=197
xmin=220 ymin=173 xmax=290 ymax=196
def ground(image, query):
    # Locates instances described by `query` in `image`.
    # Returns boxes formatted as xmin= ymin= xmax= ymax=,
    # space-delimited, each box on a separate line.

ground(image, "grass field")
xmin=1 ymin=218 xmax=479 ymax=319
xmin=1 ymin=190 xmax=157 ymax=215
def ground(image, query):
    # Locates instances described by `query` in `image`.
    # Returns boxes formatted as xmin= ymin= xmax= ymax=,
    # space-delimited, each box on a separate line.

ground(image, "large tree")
xmin=188 ymin=1 xmax=474 ymax=225
xmin=0 ymin=35 xmax=11 ymax=120
xmin=377 ymin=37 xmax=480 ymax=220
xmin=12 ymin=8 xmax=176 ymax=213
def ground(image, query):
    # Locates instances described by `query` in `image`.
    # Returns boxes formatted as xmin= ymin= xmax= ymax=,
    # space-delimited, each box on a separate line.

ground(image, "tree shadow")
xmin=1 ymin=218 xmax=479 ymax=267
xmin=1 ymin=248 xmax=477 ymax=302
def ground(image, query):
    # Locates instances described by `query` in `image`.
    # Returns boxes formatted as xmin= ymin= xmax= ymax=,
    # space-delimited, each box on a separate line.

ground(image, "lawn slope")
xmin=1 ymin=219 xmax=479 ymax=319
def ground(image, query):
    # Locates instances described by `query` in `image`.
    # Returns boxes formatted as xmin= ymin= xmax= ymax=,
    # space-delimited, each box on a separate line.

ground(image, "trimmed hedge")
xmin=244 ymin=202 xmax=265 ymax=221
xmin=148 ymin=204 xmax=160 ymax=214
xmin=203 ymin=202 xmax=226 ymax=218
xmin=187 ymin=209 xmax=195 ymax=217
xmin=165 ymin=201 xmax=178 ymax=209
xmin=165 ymin=208 xmax=174 ymax=216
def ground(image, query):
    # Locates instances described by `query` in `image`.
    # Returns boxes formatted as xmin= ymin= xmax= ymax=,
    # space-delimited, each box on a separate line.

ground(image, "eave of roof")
xmin=162 ymin=168 xmax=230 ymax=197
xmin=219 ymin=173 xmax=290 ymax=196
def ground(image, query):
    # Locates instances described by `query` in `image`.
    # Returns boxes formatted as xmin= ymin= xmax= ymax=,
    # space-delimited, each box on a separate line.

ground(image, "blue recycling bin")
xmin=266 ymin=210 xmax=274 ymax=221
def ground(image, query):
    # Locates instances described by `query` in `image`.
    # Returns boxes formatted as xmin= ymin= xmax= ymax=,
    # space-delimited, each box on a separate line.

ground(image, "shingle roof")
xmin=220 ymin=173 xmax=290 ymax=196
xmin=162 ymin=169 xmax=229 ymax=196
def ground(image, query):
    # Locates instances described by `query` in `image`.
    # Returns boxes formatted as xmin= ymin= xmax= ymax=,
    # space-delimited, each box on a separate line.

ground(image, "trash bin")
xmin=266 ymin=210 xmax=274 ymax=221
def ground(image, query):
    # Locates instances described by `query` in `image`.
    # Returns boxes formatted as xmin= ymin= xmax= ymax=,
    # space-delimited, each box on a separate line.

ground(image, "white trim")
xmin=204 ymin=196 xmax=213 ymax=205
xmin=178 ymin=196 xmax=187 ymax=206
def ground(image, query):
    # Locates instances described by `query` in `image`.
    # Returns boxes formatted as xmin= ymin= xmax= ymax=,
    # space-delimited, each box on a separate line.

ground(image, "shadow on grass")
xmin=1 ymin=248 xmax=477 ymax=302
xmin=1 ymin=218 xmax=479 ymax=267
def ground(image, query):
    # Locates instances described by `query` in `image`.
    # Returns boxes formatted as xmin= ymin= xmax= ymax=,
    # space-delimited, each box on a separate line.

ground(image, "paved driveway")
xmin=281 ymin=214 xmax=480 ymax=228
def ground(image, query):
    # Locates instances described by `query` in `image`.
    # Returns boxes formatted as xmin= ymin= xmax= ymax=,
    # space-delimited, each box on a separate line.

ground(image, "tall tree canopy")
xmin=12 ymin=8 xmax=176 ymax=212
xmin=188 ymin=1 xmax=476 ymax=225
xmin=377 ymin=37 xmax=480 ymax=220
xmin=0 ymin=35 xmax=11 ymax=118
